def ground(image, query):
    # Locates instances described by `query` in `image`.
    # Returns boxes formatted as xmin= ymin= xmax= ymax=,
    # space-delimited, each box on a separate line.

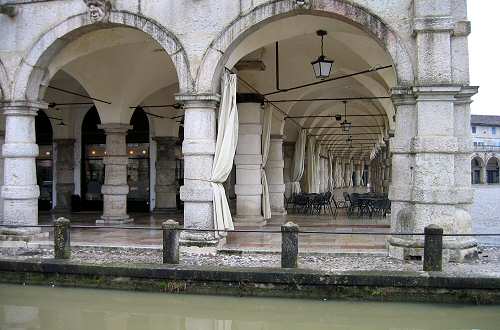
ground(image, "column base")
xmin=271 ymin=209 xmax=287 ymax=216
xmin=96 ymin=216 xmax=134 ymax=225
xmin=387 ymin=236 xmax=478 ymax=262
xmin=180 ymin=231 xmax=222 ymax=247
xmin=233 ymin=216 xmax=267 ymax=227
xmin=0 ymin=229 xmax=48 ymax=248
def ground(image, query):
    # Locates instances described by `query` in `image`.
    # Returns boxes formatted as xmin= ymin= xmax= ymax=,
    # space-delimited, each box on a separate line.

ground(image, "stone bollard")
xmin=54 ymin=217 xmax=71 ymax=259
xmin=423 ymin=224 xmax=443 ymax=272
xmin=281 ymin=222 xmax=299 ymax=268
xmin=162 ymin=220 xmax=181 ymax=264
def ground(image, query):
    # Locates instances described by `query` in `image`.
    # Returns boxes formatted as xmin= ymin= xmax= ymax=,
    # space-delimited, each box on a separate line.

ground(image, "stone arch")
xmin=486 ymin=155 xmax=500 ymax=167
xmin=0 ymin=58 xmax=9 ymax=100
xmin=196 ymin=0 xmax=415 ymax=93
xmin=12 ymin=11 xmax=193 ymax=102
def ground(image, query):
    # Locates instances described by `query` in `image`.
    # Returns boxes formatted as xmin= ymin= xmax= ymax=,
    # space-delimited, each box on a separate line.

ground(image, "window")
xmin=493 ymin=127 xmax=497 ymax=135
xmin=472 ymin=126 xmax=476 ymax=134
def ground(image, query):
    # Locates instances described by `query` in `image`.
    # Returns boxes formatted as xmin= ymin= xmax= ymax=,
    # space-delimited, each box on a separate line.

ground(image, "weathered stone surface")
xmin=54 ymin=217 xmax=71 ymax=259
xmin=281 ymin=222 xmax=299 ymax=268
xmin=162 ymin=220 xmax=180 ymax=264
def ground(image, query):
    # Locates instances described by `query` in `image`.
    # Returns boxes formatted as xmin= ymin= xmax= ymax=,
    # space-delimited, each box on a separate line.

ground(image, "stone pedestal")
xmin=266 ymin=135 xmax=286 ymax=216
xmin=0 ymin=101 xmax=44 ymax=233
xmin=153 ymin=136 xmax=178 ymax=213
xmin=176 ymin=94 xmax=219 ymax=246
xmin=54 ymin=139 xmax=75 ymax=211
xmin=234 ymin=94 xmax=265 ymax=226
xmin=96 ymin=124 xmax=132 ymax=224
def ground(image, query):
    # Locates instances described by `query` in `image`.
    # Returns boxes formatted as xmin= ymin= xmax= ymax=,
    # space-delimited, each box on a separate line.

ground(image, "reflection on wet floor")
xmin=37 ymin=210 xmax=390 ymax=254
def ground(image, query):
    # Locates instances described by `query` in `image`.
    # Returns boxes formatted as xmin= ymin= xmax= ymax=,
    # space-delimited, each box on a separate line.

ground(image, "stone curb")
xmin=1 ymin=259 xmax=500 ymax=304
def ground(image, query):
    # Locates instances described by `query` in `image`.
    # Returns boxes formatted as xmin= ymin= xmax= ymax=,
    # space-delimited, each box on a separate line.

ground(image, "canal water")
xmin=0 ymin=284 xmax=499 ymax=330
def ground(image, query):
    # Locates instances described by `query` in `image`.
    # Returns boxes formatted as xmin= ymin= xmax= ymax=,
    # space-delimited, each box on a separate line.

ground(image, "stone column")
xmin=383 ymin=138 xmax=392 ymax=193
xmin=388 ymin=0 xmax=477 ymax=262
xmin=1 ymin=101 xmax=44 ymax=230
xmin=54 ymin=139 xmax=75 ymax=211
xmin=0 ymin=131 xmax=4 ymax=221
xmin=480 ymin=164 xmax=487 ymax=184
xmin=354 ymin=161 xmax=362 ymax=187
xmin=266 ymin=135 xmax=286 ymax=215
xmin=234 ymin=94 xmax=264 ymax=226
xmin=96 ymin=124 xmax=132 ymax=224
xmin=153 ymin=136 xmax=178 ymax=212
xmin=343 ymin=160 xmax=350 ymax=188
xmin=176 ymin=94 xmax=219 ymax=246
xmin=283 ymin=142 xmax=294 ymax=198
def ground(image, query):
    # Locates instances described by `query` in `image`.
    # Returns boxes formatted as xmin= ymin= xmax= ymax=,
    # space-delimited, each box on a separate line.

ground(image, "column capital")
xmin=412 ymin=16 xmax=455 ymax=35
xmin=1 ymin=100 xmax=48 ymax=116
xmin=455 ymin=85 xmax=479 ymax=104
xmin=175 ymin=93 xmax=220 ymax=108
xmin=390 ymin=87 xmax=416 ymax=106
xmin=412 ymin=85 xmax=462 ymax=99
xmin=98 ymin=123 xmax=132 ymax=134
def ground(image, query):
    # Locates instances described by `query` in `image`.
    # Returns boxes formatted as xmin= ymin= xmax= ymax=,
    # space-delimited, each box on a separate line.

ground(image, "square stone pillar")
xmin=319 ymin=157 xmax=325 ymax=192
xmin=354 ymin=161 xmax=362 ymax=187
xmin=153 ymin=136 xmax=178 ymax=213
xmin=0 ymin=101 xmax=44 ymax=231
xmin=96 ymin=124 xmax=132 ymax=224
xmin=266 ymin=135 xmax=286 ymax=216
xmin=234 ymin=94 xmax=264 ymax=226
xmin=0 ymin=131 xmax=4 ymax=221
xmin=283 ymin=141 xmax=294 ymax=198
xmin=176 ymin=94 xmax=219 ymax=246
xmin=54 ymin=139 xmax=75 ymax=211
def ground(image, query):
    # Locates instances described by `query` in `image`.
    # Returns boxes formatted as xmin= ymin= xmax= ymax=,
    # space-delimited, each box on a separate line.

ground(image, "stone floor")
xmin=34 ymin=209 xmax=390 ymax=254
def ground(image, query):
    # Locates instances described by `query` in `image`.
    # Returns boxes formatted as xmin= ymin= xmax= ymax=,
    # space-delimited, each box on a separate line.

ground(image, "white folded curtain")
xmin=211 ymin=72 xmax=238 ymax=233
xmin=261 ymin=104 xmax=272 ymax=220
xmin=327 ymin=152 xmax=334 ymax=191
xmin=315 ymin=144 xmax=321 ymax=193
xmin=290 ymin=129 xmax=307 ymax=194
xmin=306 ymin=136 xmax=319 ymax=193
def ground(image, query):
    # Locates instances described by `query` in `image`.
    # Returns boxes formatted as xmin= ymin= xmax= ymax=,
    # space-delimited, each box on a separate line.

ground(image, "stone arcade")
xmin=0 ymin=0 xmax=477 ymax=261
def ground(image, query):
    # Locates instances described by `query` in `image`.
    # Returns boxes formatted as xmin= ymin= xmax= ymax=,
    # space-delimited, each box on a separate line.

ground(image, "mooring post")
xmin=162 ymin=220 xmax=181 ymax=264
xmin=281 ymin=222 xmax=299 ymax=268
xmin=423 ymin=224 xmax=443 ymax=271
xmin=54 ymin=217 xmax=71 ymax=259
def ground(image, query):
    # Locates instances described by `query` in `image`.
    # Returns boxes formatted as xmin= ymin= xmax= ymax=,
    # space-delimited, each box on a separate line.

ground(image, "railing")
xmin=2 ymin=219 xmax=500 ymax=273
xmin=473 ymin=145 xmax=500 ymax=152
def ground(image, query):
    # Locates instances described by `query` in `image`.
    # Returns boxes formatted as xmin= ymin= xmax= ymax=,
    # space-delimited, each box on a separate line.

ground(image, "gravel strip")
xmin=1 ymin=246 xmax=499 ymax=277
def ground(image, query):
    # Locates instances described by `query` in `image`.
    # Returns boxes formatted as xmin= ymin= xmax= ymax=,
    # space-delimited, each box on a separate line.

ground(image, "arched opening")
xmin=22 ymin=18 xmax=184 ymax=222
xmin=486 ymin=157 xmax=500 ymax=184
xmin=35 ymin=110 xmax=54 ymax=211
xmin=471 ymin=157 xmax=484 ymax=184
xmin=81 ymin=107 xmax=105 ymax=211
xmin=126 ymin=108 xmax=150 ymax=212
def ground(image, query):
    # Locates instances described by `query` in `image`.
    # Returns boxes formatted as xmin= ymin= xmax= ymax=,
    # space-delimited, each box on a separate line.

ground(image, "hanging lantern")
xmin=311 ymin=30 xmax=334 ymax=79
xmin=340 ymin=100 xmax=352 ymax=132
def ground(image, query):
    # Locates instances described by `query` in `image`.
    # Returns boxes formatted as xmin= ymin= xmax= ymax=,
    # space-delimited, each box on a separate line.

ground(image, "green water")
xmin=0 ymin=284 xmax=499 ymax=330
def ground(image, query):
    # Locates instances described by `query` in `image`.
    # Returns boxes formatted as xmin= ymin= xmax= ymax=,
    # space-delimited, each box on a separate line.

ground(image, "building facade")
xmin=0 ymin=0 xmax=477 ymax=261
xmin=471 ymin=115 xmax=500 ymax=184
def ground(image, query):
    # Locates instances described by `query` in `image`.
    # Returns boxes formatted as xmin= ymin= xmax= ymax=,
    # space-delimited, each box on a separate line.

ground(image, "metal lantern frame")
xmin=311 ymin=30 xmax=334 ymax=79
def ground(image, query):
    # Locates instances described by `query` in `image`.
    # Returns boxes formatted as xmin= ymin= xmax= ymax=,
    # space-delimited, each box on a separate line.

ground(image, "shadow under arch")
xmin=196 ymin=0 xmax=415 ymax=94
xmin=12 ymin=10 xmax=193 ymax=102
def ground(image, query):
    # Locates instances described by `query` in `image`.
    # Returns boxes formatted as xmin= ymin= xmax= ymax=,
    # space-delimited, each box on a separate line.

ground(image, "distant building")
xmin=471 ymin=115 xmax=500 ymax=184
